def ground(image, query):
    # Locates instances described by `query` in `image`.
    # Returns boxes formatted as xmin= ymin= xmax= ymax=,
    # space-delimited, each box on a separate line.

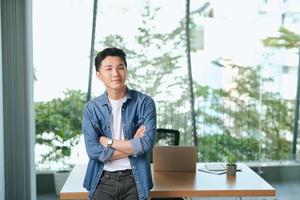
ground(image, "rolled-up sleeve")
xmin=130 ymin=138 xmax=143 ymax=157
xmin=130 ymin=97 xmax=157 ymax=157
xmin=82 ymin=104 xmax=114 ymax=163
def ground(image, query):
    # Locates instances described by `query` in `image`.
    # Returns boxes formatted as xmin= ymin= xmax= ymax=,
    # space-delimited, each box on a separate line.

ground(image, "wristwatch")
xmin=107 ymin=138 xmax=113 ymax=148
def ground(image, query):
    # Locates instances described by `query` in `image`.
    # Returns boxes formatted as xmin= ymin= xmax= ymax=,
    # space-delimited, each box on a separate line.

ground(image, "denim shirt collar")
xmin=97 ymin=86 xmax=133 ymax=107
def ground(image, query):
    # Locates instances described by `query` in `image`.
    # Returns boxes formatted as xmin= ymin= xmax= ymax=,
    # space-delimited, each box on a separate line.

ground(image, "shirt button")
xmin=136 ymin=181 xmax=139 ymax=184
xmin=132 ymin=166 xmax=135 ymax=169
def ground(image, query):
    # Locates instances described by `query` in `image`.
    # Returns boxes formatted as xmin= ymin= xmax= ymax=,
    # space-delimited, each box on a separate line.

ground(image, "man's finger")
xmin=136 ymin=126 xmax=145 ymax=135
xmin=137 ymin=125 xmax=145 ymax=132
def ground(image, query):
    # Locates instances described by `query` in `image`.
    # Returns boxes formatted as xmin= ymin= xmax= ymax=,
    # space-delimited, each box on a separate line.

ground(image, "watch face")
xmin=107 ymin=139 xmax=113 ymax=147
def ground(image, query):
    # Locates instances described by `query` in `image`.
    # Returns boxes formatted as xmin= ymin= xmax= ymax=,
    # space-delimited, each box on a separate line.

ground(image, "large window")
xmin=34 ymin=0 xmax=300 ymax=171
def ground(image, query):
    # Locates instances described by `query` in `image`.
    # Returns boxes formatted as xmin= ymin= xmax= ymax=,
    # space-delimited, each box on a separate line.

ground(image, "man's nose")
xmin=112 ymin=67 xmax=119 ymax=76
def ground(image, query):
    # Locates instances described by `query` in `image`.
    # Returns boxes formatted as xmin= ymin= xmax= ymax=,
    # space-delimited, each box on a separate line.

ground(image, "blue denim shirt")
xmin=82 ymin=88 xmax=156 ymax=200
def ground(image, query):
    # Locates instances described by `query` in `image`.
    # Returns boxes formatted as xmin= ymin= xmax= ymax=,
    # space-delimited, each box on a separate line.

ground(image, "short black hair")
xmin=94 ymin=47 xmax=127 ymax=71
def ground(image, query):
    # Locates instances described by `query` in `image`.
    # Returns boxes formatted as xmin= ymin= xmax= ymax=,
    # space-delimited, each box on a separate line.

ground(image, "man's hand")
xmin=134 ymin=126 xmax=146 ymax=138
xmin=99 ymin=136 xmax=108 ymax=147
xmin=99 ymin=126 xmax=145 ymax=149
xmin=99 ymin=126 xmax=145 ymax=146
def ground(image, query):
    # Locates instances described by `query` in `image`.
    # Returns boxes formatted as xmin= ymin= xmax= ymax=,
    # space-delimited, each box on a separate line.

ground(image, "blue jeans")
xmin=92 ymin=169 xmax=139 ymax=200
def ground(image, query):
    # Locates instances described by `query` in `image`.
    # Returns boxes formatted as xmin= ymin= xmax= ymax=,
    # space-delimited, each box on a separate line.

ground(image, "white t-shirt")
xmin=103 ymin=96 xmax=131 ymax=171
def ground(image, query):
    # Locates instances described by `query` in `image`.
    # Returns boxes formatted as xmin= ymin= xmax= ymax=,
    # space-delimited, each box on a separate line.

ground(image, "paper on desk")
xmin=205 ymin=163 xmax=226 ymax=171
xmin=198 ymin=166 xmax=227 ymax=175
xmin=205 ymin=163 xmax=242 ymax=171
xmin=198 ymin=164 xmax=242 ymax=175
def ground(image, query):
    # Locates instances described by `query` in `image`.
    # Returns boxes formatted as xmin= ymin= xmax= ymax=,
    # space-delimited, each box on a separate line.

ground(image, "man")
xmin=82 ymin=47 xmax=156 ymax=200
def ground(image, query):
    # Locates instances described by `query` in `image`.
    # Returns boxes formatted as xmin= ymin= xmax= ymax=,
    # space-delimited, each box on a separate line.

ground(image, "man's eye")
xmin=105 ymin=68 xmax=112 ymax=71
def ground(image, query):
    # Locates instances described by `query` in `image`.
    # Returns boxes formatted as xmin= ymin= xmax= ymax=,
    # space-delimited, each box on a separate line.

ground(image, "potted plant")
xmin=35 ymin=90 xmax=86 ymax=195
xmin=226 ymin=154 xmax=237 ymax=176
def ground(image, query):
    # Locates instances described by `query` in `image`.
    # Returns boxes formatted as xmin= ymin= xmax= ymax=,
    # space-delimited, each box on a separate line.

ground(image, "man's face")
xmin=96 ymin=56 xmax=127 ymax=92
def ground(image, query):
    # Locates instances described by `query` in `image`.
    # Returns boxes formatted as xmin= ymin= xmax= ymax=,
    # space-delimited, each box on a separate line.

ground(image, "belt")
xmin=103 ymin=169 xmax=132 ymax=175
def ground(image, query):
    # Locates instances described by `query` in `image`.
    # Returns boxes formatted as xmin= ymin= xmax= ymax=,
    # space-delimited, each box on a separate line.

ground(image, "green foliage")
xmin=261 ymin=95 xmax=294 ymax=160
xmin=35 ymin=90 xmax=86 ymax=167
xmin=193 ymin=64 xmax=293 ymax=161
xmin=198 ymin=134 xmax=260 ymax=162
xmin=227 ymin=154 xmax=237 ymax=165
xmin=263 ymin=27 xmax=300 ymax=49
xmin=261 ymin=26 xmax=297 ymax=160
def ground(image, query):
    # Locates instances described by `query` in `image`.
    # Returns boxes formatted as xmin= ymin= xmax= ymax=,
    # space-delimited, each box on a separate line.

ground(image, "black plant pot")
xmin=226 ymin=164 xmax=237 ymax=176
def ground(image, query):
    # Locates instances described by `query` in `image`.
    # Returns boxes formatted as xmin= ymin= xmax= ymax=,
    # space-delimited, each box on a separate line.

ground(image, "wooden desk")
xmin=60 ymin=163 xmax=276 ymax=199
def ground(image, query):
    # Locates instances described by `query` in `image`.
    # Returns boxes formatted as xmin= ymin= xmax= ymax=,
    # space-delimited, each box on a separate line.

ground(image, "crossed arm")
xmin=99 ymin=126 xmax=146 ymax=161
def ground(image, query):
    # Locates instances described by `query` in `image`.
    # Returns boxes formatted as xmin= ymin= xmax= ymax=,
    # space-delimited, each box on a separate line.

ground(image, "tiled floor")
xmin=269 ymin=180 xmax=300 ymax=200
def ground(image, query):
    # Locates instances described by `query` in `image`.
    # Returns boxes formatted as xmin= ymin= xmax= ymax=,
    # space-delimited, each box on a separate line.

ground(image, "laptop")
xmin=153 ymin=146 xmax=197 ymax=172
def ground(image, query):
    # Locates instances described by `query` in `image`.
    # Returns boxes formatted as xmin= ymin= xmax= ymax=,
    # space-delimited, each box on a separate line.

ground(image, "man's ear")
xmin=96 ymin=71 xmax=102 ymax=81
